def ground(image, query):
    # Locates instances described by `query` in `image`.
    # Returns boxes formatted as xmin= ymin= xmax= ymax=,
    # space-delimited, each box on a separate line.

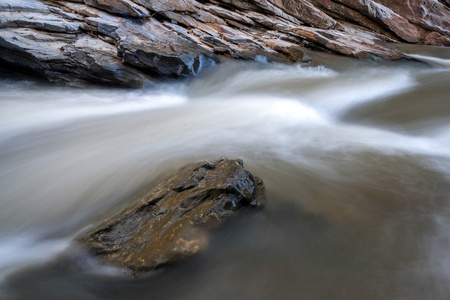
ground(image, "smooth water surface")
xmin=1 ymin=48 xmax=450 ymax=300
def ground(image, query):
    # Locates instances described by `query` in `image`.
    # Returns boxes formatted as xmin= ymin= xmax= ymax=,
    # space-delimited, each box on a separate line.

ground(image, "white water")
xmin=406 ymin=53 xmax=450 ymax=68
xmin=1 ymin=51 xmax=450 ymax=300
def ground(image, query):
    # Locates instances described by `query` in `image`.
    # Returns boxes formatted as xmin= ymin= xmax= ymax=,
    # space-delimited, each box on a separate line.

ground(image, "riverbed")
xmin=1 ymin=47 xmax=450 ymax=300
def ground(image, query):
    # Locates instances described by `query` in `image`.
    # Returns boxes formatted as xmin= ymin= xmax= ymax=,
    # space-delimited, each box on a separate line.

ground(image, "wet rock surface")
xmin=77 ymin=158 xmax=265 ymax=275
xmin=1 ymin=0 xmax=449 ymax=86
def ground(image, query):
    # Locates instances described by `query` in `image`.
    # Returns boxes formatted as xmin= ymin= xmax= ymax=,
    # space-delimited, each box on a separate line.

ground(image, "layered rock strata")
xmin=77 ymin=158 xmax=265 ymax=275
xmin=1 ymin=0 xmax=449 ymax=87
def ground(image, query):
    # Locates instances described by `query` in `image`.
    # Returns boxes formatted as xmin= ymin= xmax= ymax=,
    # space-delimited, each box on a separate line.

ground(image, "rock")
xmin=83 ymin=0 xmax=150 ymax=18
xmin=202 ymin=5 xmax=255 ymax=26
xmin=1 ymin=0 xmax=450 ymax=86
xmin=334 ymin=0 xmax=423 ymax=43
xmin=0 ymin=0 xmax=49 ymax=13
xmin=251 ymin=0 xmax=306 ymax=25
xmin=376 ymin=0 xmax=450 ymax=37
xmin=267 ymin=0 xmax=339 ymax=29
xmin=133 ymin=0 xmax=197 ymax=13
xmin=77 ymin=158 xmax=265 ymax=275
xmin=0 ymin=27 xmax=150 ymax=87
xmin=310 ymin=0 xmax=398 ymax=39
xmin=0 ymin=11 xmax=82 ymax=33
xmin=117 ymin=18 xmax=219 ymax=77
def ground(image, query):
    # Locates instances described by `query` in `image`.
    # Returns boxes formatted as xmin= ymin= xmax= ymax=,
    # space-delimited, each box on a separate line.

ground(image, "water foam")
xmin=0 ymin=235 xmax=71 ymax=281
xmin=1 ymin=58 xmax=450 ymax=298
xmin=406 ymin=54 xmax=450 ymax=68
xmin=0 ymin=84 xmax=187 ymax=142
xmin=301 ymin=69 xmax=416 ymax=118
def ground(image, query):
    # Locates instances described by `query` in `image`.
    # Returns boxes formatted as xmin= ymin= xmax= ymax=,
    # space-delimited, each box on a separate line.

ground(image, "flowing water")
xmin=1 ymin=47 xmax=450 ymax=300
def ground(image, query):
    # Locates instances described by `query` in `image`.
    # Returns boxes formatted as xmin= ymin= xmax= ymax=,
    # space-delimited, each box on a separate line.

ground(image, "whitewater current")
xmin=1 ymin=47 xmax=450 ymax=300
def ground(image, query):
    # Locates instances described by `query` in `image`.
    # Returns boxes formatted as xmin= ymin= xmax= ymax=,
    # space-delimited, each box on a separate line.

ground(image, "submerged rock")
xmin=1 ymin=0 xmax=449 ymax=86
xmin=77 ymin=158 xmax=265 ymax=275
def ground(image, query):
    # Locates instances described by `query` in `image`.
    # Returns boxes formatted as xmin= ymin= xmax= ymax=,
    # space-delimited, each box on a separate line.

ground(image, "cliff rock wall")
xmin=1 ymin=0 xmax=449 ymax=87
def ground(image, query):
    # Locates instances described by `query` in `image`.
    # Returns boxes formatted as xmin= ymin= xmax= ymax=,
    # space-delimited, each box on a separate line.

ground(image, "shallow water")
xmin=1 ymin=48 xmax=450 ymax=300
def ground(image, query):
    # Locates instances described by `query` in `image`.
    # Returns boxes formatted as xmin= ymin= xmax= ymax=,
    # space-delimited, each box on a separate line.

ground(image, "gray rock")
xmin=133 ymin=0 xmax=197 ymax=12
xmin=0 ymin=12 xmax=82 ymax=33
xmin=1 ymin=0 xmax=449 ymax=86
xmin=83 ymin=0 xmax=149 ymax=18
xmin=0 ymin=0 xmax=49 ymax=12
xmin=202 ymin=5 xmax=255 ymax=25
xmin=0 ymin=28 xmax=150 ymax=87
xmin=117 ymin=18 xmax=219 ymax=76
xmin=266 ymin=0 xmax=339 ymax=29
xmin=48 ymin=6 xmax=84 ymax=21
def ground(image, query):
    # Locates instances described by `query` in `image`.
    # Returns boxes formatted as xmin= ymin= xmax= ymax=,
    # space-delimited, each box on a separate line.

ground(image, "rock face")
xmin=77 ymin=158 xmax=265 ymax=275
xmin=1 ymin=0 xmax=449 ymax=87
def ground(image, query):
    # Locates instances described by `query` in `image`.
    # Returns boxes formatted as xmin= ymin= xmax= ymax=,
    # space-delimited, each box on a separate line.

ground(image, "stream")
xmin=1 ymin=46 xmax=450 ymax=300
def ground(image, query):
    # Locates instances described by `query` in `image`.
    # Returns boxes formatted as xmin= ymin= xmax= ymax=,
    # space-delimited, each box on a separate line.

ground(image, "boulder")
xmin=1 ymin=0 xmax=450 ymax=86
xmin=116 ymin=18 xmax=219 ymax=77
xmin=83 ymin=0 xmax=150 ymax=18
xmin=77 ymin=158 xmax=265 ymax=275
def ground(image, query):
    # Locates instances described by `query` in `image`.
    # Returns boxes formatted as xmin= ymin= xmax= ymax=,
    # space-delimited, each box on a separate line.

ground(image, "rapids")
xmin=1 ymin=47 xmax=450 ymax=300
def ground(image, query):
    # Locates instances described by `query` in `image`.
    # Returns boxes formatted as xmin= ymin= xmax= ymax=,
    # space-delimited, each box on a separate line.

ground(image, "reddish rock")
xmin=377 ymin=0 xmax=450 ymax=37
xmin=267 ymin=0 xmax=339 ymax=29
xmin=334 ymin=0 xmax=423 ymax=43
xmin=423 ymin=31 xmax=450 ymax=46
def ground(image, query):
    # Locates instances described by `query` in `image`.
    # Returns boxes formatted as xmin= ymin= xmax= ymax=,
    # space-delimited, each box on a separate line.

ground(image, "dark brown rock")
xmin=77 ymin=158 xmax=265 ymax=275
